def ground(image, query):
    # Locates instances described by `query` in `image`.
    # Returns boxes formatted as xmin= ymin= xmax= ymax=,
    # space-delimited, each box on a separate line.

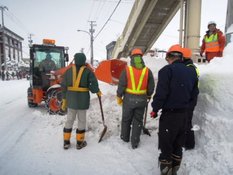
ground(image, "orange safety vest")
xmin=204 ymin=33 xmax=220 ymax=52
xmin=67 ymin=65 xmax=89 ymax=92
xmin=125 ymin=66 xmax=149 ymax=95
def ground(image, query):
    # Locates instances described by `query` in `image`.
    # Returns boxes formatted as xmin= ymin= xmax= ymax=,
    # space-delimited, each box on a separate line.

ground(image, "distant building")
xmin=0 ymin=26 xmax=24 ymax=71
xmin=106 ymin=41 xmax=116 ymax=60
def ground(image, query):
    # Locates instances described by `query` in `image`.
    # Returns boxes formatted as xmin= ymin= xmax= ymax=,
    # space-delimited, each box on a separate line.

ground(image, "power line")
xmin=93 ymin=0 xmax=106 ymax=21
xmin=110 ymin=18 xmax=125 ymax=25
xmin=94 ymin=0 xmax=122 ymax=40
xmin=87 ymin=0 xmax=96 ymax=22
xmin=4 ymin=10 xmax=31 ymax=34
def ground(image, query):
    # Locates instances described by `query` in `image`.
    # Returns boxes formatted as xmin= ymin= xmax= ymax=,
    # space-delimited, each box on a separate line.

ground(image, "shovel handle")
xmin=143 ymin=102 xmax=148 ymax=127
xmin=97 ymin=95 xmax=105 ymax=125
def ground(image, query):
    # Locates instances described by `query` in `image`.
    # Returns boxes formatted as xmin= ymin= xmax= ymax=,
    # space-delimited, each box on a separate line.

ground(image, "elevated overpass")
xmin=112 ymin=0 xmax=201 ymax=59
xmin=95 ymin=0 xmax=202 ymax=84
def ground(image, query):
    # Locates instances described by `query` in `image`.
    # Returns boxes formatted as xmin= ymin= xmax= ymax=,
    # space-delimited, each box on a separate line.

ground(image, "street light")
xmin=77 ymin=29 xmax=94 ymax=66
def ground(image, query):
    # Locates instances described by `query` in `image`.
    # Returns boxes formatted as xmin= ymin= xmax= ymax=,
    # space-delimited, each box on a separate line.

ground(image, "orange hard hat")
xmin=166 ymin=44 xmax=183 ymax=58
xmin=182 ymin=48 xmax=192 ymax=59
xmin=167 ymin=44 xmax=183 ymax=54
xmin=131 ymin=48 xmax=143 ymax=56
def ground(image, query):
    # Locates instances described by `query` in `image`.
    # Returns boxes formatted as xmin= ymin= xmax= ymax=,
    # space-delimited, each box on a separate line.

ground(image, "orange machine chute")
xmin=95 ymin=59 xmax=127 ymax=85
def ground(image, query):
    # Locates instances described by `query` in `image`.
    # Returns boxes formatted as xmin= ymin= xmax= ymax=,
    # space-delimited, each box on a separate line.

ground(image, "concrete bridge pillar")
xmin=184 ymin=0 xmax=202 ymax=61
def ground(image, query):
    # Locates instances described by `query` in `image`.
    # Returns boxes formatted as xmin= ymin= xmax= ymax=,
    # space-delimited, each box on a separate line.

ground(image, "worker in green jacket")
xmin=61 ymin=53 xmax=101 ymax=150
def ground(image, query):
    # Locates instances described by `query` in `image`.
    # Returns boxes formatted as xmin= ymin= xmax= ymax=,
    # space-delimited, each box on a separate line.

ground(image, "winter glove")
xmin=116 ymin=96 xmax=123 ymax=106
xmin=150 ymin=111 xmax=157 ymax=119
xmin=61 ymin=99 xmax=67 ymax=111
xmin=97 ymin=91 xmax=102 ymax=97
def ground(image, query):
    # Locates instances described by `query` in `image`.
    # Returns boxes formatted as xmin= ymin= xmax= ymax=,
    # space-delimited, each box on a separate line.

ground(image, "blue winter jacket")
xmin=151 ymin=59 xmax=198 ymax=112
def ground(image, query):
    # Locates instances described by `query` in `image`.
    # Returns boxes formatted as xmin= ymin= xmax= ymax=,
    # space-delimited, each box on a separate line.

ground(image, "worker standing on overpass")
xmin=200 ymin=21 xmax=226 ymax=62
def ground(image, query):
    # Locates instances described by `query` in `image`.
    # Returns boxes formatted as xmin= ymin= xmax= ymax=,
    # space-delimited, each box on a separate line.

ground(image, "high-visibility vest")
xmin=67 ymin=65 xmax=89 ymax=92
xmin=186 ymin=63 xmax=200 ymax=87
xmin=204 ymin=33 xmax=220 ymax=52
xmin=186 ymin=64 xmax=200 ymax=78
xmin=125 ymin=66 xmax=149 ymax=95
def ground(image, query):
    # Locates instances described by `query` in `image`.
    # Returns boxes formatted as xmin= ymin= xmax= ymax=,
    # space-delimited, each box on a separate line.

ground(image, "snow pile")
xmin=0 ymin=42 xmax=233 ymax=175
xmin=179 ymin=42 xmax=233 ymax=175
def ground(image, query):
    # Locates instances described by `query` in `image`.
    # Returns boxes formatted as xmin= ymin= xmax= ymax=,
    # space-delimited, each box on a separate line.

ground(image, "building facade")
xmin=0 ymin=26 xmax=24 ymax=71
xmin=106 ymin=41 xmax=116 ymax=60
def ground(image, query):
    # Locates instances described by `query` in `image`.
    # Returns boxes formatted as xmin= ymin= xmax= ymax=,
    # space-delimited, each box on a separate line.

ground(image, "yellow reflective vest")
xmin=204 ymin=33 xmax=220 ymax=52
xmin=125 ymin=66 xmax=149 ymax=95
xmin=67 ymin=65 xmax=89 ymax=92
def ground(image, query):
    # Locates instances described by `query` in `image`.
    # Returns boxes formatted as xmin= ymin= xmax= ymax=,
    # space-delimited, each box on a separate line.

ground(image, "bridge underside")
xmin=112 ymin=0 xmax=181 ymax=58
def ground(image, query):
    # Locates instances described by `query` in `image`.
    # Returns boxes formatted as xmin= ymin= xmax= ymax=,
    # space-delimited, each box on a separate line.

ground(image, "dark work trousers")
xmin=184 ymin=110 xmax=195 ymax=149
xmin=121 ymin=94 xmax=146 ymax=147
xmin=158 ymin=110 xmax=187 ymax=162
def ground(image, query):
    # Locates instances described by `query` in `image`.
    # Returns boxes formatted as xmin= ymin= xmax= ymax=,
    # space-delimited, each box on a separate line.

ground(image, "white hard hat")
xmin=208 ymin=21 xmax=217 ymax=27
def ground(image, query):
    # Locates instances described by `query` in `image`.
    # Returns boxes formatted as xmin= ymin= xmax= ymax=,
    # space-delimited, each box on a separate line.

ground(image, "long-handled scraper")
xmin=142 ymin=102 xmax=151 ymax=136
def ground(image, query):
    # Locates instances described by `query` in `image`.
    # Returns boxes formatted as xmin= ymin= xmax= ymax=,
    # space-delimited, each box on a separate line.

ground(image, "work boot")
xmin=171 ymin=154 xmax=182 ymax=175
xmin=63 ymin=140 xmax=71 ymax=149
xmin=132 ymin=143 xmax=138 ymax=149
xmin=159 ymin=160 xmax=172 ymax=175
xmin=76 ymin=129 xmax=87 ymax=150
xmin=63 ymin=128 xmax=72 ymax=150
xmin=120 ymin=135 xmax=129 ymax=142
xmin=76 ymin=141 xmax=87 ymax=149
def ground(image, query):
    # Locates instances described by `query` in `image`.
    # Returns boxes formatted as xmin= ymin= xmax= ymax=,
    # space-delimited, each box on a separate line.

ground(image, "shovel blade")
xmin=98 ymin=125 xmax=107 ymax=143
xmin=143 ymin=127 xmax=151 ymax=136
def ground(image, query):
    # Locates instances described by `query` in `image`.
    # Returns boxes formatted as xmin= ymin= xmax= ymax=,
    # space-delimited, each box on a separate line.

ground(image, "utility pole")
xmin=0 ymin=6 xmax=8 ymax=72
xmin=28 ymin=33 xmax=34 ymax=47
xmin=77 ymin=21 xmax=96 ymax=65
xmin=80 ymin=48 xmax=85 ymax=53
xmin=89 ymin=21 xmax=96 ymax=66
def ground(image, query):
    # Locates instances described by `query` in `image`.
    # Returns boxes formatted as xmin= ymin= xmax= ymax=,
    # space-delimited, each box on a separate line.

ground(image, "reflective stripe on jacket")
xmin=204 ymin=33 xmax=220 ymax=52
xmin=125 ymin=66 xmax=149 ymax=95
xmin=186 ymin=64 xmax=200 ymax=78
xmin=186 ymin=63 xmax=200 ymax=88
xmin=67 ymin=65 xmax=89 ymax=92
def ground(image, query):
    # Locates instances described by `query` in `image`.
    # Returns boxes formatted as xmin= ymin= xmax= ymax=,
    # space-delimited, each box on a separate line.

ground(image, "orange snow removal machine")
xmin=27 ymin=39 xmax=126 ymax=114
xmin=27 ymin=39 xmax=71 ymax=114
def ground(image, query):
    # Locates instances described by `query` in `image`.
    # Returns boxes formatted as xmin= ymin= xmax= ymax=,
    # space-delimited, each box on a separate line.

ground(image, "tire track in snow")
xmin=0 ymin=110 xmax=37 ymax=158
xmin=0 ymin=92 xmax=39 ymax=159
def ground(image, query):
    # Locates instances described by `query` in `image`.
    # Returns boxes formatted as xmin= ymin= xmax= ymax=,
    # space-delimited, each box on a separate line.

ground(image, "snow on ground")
xmin=180 ymin=42 xmax=233 ymax=175
xmin=0 ymin=43 xmax=233 ymax=175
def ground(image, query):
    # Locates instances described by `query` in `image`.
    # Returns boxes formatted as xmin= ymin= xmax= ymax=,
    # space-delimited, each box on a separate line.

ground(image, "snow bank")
xmin=180 ymin=42 xmax=233 ymax=175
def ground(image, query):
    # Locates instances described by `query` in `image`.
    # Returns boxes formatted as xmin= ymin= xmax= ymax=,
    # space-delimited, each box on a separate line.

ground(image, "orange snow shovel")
xmin=142 ymin=102 xmax=151 ymax=136
xmin=95 ymin=59 xmax=127 ymax=85
xmin=97 ymin=95 xmax=107 ymax=142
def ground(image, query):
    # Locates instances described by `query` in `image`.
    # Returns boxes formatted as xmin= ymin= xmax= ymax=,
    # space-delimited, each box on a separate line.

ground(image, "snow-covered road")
xmin=0 ymin=80 xmax=160 ymax=175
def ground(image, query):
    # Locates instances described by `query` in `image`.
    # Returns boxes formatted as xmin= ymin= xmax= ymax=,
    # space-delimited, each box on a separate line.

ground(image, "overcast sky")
xmin=0 ymin=0 xmax=228 ymax=60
